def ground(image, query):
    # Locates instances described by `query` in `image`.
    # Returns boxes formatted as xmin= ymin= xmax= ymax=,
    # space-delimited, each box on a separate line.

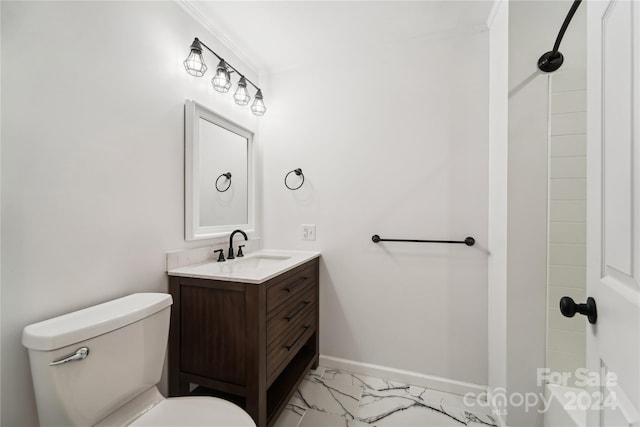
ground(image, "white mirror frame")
xmin=185 ymin=99 xmax=256 ymax=241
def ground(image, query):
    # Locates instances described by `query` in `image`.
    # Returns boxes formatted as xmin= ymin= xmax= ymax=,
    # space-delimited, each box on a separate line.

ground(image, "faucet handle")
xmin=214 ymin=249 xmax=225 ymax=262
xmin=237 ymin=245 xmax=245 ymax=257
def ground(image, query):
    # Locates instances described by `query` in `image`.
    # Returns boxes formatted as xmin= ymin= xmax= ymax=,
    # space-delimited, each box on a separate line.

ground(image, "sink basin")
xmin=232 ymin=255 xmax=291 ymax=270
xmin=167 ymin=250 xmax=319 ymax=284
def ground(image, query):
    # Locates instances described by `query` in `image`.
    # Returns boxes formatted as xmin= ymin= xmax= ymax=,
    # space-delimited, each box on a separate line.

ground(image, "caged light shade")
xmin=251 ymin=89 xmax=267 ymax=116
xmin=212 ymin=60 xmax=232 ymax=93
xmin=183 ymin=38 xmax=207 ymax=77
xmin=234 ymin=76 xmax=251 ymax=106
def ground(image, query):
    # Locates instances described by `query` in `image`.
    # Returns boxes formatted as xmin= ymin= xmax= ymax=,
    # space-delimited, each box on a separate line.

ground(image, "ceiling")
xmin=184 ymin=1 xmax=496 ymax=73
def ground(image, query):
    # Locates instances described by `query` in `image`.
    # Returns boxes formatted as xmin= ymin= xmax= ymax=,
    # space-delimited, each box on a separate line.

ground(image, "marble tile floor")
xmin=274 ymin=367 xmax=497 ymax=427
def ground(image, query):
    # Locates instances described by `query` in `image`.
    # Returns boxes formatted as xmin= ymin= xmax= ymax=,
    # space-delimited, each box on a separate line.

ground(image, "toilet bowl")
xmin=22 ymin=293 xmax=255 ymax=427
xmin=94 ymin=387 xmax=254 ymax=427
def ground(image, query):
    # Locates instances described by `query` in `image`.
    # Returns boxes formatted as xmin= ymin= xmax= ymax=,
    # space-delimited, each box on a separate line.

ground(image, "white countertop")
xmin=167 ymin=249 xmax=320 ymax=284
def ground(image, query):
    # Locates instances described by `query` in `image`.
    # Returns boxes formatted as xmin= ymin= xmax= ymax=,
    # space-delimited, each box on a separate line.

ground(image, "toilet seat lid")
xmin=129 ymin=396 xmax=256 ymax=427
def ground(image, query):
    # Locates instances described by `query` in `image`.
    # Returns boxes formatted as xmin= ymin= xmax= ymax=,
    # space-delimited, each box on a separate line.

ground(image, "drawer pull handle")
xmin=284 ymin=277 xmax=308 ymax=293
xmin=284 ymin=325 xmax=310 ymax=351
xmin=284 ymin=300 xmax=311 ymax=321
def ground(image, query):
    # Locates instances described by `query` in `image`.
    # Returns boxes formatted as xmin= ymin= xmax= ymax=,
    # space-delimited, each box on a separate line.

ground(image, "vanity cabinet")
xmin=168 ymin=257 xmax=319 ymax=427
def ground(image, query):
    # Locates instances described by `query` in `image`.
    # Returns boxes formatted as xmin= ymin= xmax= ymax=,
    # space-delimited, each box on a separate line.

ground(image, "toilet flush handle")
xmin=49 ymin=347 xmax=90 ymax=366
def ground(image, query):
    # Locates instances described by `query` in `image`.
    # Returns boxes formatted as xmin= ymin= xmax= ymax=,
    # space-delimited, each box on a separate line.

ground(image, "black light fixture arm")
xmin=198 ymin=39 xmax=261 ymax=92
xmin=537 ymin=0 xmax=582 ymax=73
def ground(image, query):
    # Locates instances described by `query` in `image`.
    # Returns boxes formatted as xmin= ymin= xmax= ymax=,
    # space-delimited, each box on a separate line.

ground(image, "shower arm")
xmin=537 ymin=0 xmax=583 ymax=73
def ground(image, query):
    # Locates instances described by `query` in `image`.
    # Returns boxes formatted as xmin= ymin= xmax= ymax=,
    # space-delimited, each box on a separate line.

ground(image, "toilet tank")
xmin=22 ymin=293 xmax=173 ymax=426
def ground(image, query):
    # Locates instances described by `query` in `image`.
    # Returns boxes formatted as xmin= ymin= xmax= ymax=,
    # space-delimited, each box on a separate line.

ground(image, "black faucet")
xmin=228 ymin=229 xmax=248 ymax=260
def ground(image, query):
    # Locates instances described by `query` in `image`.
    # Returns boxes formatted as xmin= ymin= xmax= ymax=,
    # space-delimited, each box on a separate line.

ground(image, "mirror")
xmin=185 ymin=100 xmax=255 ymax=240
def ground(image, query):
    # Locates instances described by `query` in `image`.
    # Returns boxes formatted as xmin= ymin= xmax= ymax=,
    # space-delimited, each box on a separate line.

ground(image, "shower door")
xmin=586 ymin=0 xmax=639 ymax=425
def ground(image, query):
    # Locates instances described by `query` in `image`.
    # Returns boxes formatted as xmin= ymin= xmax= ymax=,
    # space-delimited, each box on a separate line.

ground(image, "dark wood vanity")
xmin=168 ymin=257 xmax=319 ymax=427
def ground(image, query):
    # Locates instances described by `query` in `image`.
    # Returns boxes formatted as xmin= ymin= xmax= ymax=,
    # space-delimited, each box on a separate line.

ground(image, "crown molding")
xmin=174 ymin=0 xmax=263 ymax=77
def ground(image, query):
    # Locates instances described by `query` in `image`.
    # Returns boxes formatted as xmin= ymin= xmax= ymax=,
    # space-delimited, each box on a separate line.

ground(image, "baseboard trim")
xmin=487 ymin=387 xmax=508 ymax=427
xmin=318 ymin=354 xmax=487 ymax=397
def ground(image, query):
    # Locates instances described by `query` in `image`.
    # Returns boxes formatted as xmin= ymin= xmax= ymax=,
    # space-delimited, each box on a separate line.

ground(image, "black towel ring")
xmin=215 ymin=172 xmax=232 ymax=192
xmin=284 ymin=168 xmax=304 ymax=190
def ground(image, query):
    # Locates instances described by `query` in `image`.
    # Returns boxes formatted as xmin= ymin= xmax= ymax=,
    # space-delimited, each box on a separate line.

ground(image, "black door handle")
xmin=560 ymin=296 xmax=597 ymax=324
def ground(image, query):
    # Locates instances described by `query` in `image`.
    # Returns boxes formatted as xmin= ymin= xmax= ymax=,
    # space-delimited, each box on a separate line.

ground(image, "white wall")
xmin=1 ymin=2 xmax=259 ymax=425
xmin=506 ymin=1 xmax=585 ymax=425
xmin=260 ymin=29 xmax=490 ymax=385
xmin=487 ymin=0 xmax=509 ymax=423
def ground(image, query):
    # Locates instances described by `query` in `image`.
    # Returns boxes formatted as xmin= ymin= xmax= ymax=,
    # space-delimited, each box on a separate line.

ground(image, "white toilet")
xmin=22 ymin=293 xmax=256 ymax=427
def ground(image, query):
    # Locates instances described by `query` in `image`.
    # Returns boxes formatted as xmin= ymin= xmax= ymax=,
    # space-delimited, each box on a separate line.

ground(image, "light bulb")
xmin=251 ymin=89 xmax=266 ymax=116
xmin=212 ymin=60 xmax=232 ymax=93
xmin=183 ymin=38 xmax=207 ymax=77
xmin=234 ymin=77 xmax=251 ymax=106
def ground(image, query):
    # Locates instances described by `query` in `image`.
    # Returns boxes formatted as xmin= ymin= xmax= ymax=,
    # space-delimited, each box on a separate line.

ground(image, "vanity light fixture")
xmin=212 ymin=60 xmax=232 ymax=93
xmin=234 ymin=77 xmax=251 ymax=106
xmin=251 ymin=90 xmax=266 ymax=116
xmin=183 ymin=38 xmax=207 ymax=77
xmin=183 ymin=37 xmax=266 ymax=116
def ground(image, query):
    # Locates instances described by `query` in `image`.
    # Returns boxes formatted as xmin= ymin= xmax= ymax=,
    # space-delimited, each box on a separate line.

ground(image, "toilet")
xmin=22 ymin=293 xmax=256 ymax=427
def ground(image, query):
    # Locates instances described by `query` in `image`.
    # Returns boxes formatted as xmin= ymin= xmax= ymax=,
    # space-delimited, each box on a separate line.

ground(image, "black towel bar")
xmin=371 ymin=235 xmax=475 ymax=246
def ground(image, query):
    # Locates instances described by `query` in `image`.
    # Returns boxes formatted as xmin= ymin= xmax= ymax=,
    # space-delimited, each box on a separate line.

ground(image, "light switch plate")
xmin=302 ymin=224 xmax=316 ymax=241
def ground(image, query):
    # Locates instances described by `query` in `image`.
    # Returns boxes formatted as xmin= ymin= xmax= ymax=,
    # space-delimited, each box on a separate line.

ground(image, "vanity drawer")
xmin=266 ymin=262 xmax=316 ymax=313
xmin=266 ymin=308 xmax=316 ymax=385
xmin=267 ymin=285 xmax=316 ymax=345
